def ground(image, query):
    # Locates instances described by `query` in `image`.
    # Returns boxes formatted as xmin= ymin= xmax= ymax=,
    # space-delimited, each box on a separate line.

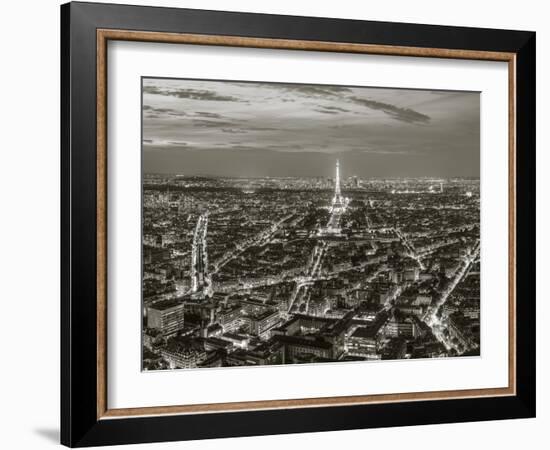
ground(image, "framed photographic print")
xmin=60 ymin=1 xmax=536 ymax=447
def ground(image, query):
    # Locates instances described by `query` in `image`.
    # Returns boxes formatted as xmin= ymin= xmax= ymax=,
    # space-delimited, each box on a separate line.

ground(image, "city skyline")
xmin=142 ymin=162 xmax=480 ymax=370
xmin=142 ymin=78 xmax=481 ymax=371
xmin=142 ymin=78 xmax=480 ymax=178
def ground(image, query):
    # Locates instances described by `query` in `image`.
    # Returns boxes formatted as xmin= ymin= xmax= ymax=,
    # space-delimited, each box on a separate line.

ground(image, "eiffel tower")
xmin=332 ymin=159 xmax=345 ymax=209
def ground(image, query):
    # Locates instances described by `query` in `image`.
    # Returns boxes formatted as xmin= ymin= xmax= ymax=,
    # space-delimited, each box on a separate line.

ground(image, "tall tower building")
xmin=322 ymin=160 xmax=348 ymax=235
xmin=332 ymin=159 xmax=344 ymax=208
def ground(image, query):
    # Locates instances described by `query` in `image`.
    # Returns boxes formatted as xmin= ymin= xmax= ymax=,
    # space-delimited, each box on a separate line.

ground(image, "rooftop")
xmin=149 ymin=298 xmax=184 ymax=311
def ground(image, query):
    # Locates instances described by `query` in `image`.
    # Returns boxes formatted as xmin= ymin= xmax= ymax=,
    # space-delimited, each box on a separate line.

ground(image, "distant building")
xmin=217 ymin=305 xmax=242 ymax=332
xmin=203 ymin=337 xmax=233 ymax=352
xmin=448 ymin=313 xmax=477 ymax=349
xmin=414 ymin=295 xmax=432 ymax=306
xmin=395 ymin=305 xmax=424 ymax=316
xmin=381 ymin=338 xmax=408 ymax=360
xmin=198 ymin=350 xmax=225 ymax=368
xmin=419 ymin=272 xmax=434 ymax=281
xmin=220 ymin=332 xmax=250 ymax=349
xmin=274 ymin=335 xmax=334 ymax=361
xmin=160 ymin=338 xmax=207 ymax=369
xmin=346 ymin=310 xmax=389 ymax=358
xmin=202 ymin=323 xmax=223 ymax=338
xmin=147 ymin=299 xmax=185 ymax=337
xmin=143 ymin=245 xmax=171 ymax=263
xmin=391 ymin=271 xmax=403 ymax=284
xmin=404 ymin=267 xmax=419 ymax=282
xmin=245 ymin=309 xmax=281 ymax=337
xmin=384 ymin=316 xmax=418 ymax=338
xmin=346 ymin=326 xmax=380 ymax=359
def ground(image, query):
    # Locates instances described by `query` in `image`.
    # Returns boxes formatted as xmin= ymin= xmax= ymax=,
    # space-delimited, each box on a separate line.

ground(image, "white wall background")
xmin=0 ymin=1 xmax=545 ymax=449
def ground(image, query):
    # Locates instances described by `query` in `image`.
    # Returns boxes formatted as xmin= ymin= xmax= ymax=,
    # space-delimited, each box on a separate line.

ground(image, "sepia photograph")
xmin=141 ymin=77 xmax=481 ymax=371
xmin=57 ymin=3 xmax=536 ymax=446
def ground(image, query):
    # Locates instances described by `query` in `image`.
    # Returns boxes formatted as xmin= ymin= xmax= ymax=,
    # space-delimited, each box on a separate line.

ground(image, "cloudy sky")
xmin=142 ymin=78 xmax=479 ymax=178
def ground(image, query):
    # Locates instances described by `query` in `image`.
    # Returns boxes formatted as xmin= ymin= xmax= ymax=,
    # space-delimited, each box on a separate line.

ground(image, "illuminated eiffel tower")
xmin=319 ymin=160 xmax=347 ymax=235
xmin=332 ymin=159 xmax=345 ymax=209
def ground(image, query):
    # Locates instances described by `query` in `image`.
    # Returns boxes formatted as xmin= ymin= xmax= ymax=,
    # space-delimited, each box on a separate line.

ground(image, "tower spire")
xmin=335 ymin=159 xmax=341 ymax=198
xmin=332 ymin=159 xmax=344 ymax=207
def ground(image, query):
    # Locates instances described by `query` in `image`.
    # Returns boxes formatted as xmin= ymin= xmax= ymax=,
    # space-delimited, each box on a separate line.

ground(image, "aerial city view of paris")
xmin=141 ymin=77 xmax=480 ymax=371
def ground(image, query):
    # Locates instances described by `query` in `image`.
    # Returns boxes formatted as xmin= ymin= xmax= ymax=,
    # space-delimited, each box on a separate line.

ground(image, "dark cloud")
xmin=314 ymin=106 xmax=352 ymax=115
xmin=195 ymin=111 xmax=223 ymax=119
xmin=156 ymin=108 xmax=184 ymax=114
xmin=143 ymin=85 xmax=241 ymax=102
xmin=172 ymin=89 xmax=241 ymax=102
xmin=321 ymin=106 xmax=351 ymax=113
xmin=281 ymin=84 xmax=352 ymax=97
xmin=229 ymin=82 xmax=351 ymax=99
xmin=191 ymin=119 xmax=239 ymax=128
xmin=221 ymin=128 xmax=247 ymax=134
xmin=314 ymin=109 xmax=337 ymax=115
xmin=248 ymin=126 xmax=279 ymax=132
xmin=143 ymin=85 xmax=169 ymax=96
xmin=350 ymin=97 xmax=430 ymax=123
xmin=143 ymin=105 xmax=187 ymax=118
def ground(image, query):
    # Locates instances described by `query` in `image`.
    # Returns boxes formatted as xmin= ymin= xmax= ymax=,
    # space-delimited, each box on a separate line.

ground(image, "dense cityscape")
xmin=142 ymin=161 xmax=480 ymax=371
